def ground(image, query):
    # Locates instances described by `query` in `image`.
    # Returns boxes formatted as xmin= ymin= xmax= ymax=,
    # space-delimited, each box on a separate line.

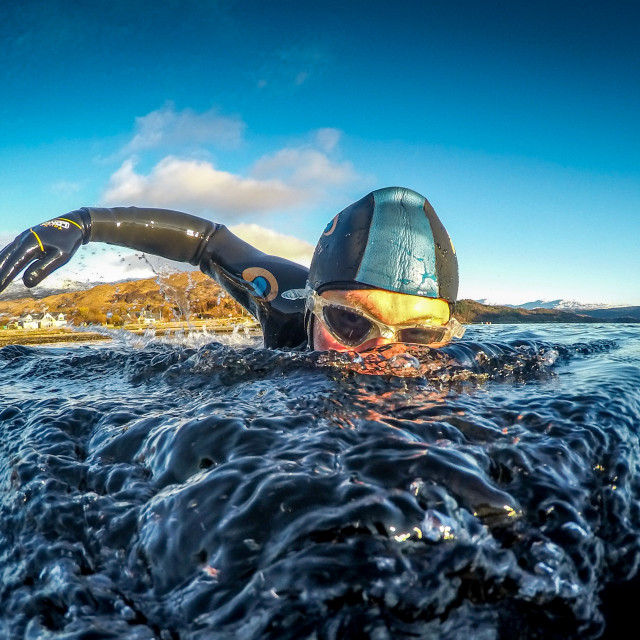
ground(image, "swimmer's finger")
xmin=0 ymin=232 xmax=43 ymax=292
xmin=22 ymin=249 xmax=70 ymax=287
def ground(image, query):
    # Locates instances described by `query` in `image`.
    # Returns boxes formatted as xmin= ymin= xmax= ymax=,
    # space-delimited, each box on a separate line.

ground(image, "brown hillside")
xmin=453 ymin=299 xmax=599 ymax=324
xmin=0 ymin=272 xmax=249 ymax=326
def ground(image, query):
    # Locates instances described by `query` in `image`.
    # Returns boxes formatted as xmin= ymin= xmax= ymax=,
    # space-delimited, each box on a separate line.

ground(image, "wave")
xmin=0 ymin=326 xmax=638 ymax=638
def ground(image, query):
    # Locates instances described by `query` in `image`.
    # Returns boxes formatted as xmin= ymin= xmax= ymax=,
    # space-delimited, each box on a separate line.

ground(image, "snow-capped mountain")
xmin=475 ymin=298 xmax=620 ymax=311
xmin=0 ymin=245 xmax=194 ymax=301
xmin=516 ymin=299 xmax=620 ymax=311
xmin=0 ymin=278 xmax=100 ymax=301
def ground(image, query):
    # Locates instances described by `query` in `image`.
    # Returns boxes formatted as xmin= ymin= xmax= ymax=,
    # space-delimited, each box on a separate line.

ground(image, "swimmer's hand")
xmin=0 ymin=212 xmax=88 ymax=293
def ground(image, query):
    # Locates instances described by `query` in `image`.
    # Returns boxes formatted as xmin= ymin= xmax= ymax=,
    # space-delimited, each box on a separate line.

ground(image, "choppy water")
xmin=0 ymin=323 xmax=639 ymax=639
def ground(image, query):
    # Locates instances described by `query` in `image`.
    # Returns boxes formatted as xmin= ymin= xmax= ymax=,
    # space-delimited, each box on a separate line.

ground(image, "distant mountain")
xmin=475 ymin=298 xmax=620 ymax=311
xmin=517 ymin=299 xmax=626 ymax=311
xmin=457 ymin=300 xmax=640 ymax=324
xmin=0 ymin=245 xmax=194 ymax=302
xmin=0 ymin=278 xmax=103 ymax=301
xmin=471 ymin=298 xmax=640 ymax=322
xmin=578 ymin=306 xmax=640 ymax=321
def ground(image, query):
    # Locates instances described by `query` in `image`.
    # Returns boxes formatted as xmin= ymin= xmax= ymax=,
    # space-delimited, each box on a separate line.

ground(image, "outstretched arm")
xmin=89 ymin=207 xmax=309 ymax=346
xmin=0 ymin=206 xmax=217 ymax=292
xmin=0 ymin=206 xmax=308 ymax=347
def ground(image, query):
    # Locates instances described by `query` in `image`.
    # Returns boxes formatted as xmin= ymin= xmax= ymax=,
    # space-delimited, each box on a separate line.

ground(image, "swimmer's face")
xmin=311 ymin=288 xmax=453 ymax=353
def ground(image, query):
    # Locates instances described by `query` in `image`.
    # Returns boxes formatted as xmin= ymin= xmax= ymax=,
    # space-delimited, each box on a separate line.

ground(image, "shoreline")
xmin=1 ymin=319 xmax=637 ymax=348
xmin=0 ymin=330 xmax=110 ymax=347
xmin=0 ymin=319 xmax=260 ymax=347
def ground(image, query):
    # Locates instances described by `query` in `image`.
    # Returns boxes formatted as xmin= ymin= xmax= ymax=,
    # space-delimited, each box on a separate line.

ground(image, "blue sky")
xmin=1 ymin=0 xmax=638 ymax=305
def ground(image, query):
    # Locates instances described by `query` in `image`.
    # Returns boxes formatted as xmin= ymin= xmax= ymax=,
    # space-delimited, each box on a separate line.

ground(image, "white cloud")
xmin=229 ymin=223 xmax=314 ymax=266
xmin=102 ymin=156 xmax=304 ymax=215
xmin=250 ymin=145 xmax=357 ymax=190
xmin=102 ymin=128 xmax=362 ymax=220
xmin=122 ymin=103 xmax=245 ymax=154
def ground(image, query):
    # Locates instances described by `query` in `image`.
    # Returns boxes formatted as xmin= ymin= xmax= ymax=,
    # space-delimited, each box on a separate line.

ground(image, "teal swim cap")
xmin=308 ymin=186 xmax=459 ymax=303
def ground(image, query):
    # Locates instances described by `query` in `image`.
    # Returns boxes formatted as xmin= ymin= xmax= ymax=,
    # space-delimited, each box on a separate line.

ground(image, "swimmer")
xmin=0 ymin=187 xmax=464 ymax=351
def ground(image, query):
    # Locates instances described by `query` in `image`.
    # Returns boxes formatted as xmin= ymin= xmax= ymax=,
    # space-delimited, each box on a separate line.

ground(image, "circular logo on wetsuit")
xmin=242 ymin=267 xmax=279 ymax=302
xmin=322 ymin=215 xmax=338 ymax=236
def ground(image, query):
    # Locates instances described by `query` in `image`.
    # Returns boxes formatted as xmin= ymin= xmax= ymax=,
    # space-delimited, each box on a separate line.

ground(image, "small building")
xmin=137 ymin=310 xmax=163 ymax=325
xmin=53 ymin=313 xmax=67 ymax=327
xmin=19 ymin=314 xmax=39 ymax=330
xmin=17 ymin=312 xmax=67 ymax=330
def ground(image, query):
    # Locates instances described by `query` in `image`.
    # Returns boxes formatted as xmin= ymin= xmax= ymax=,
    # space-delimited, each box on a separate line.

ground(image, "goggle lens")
xmin=322 ymin=306 xmax=373 ymax=346
xmin=396 ymin=326 xmax=447 ymax=344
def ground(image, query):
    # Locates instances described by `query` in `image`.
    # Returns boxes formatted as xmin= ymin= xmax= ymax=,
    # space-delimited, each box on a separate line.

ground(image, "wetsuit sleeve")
xmin=199 ymin=225 xmax=309 ymax=348
xmin=84 ymin=206 xmax=309 ymax=349
xmin=85 ymin=206 xmax=217 ymax=265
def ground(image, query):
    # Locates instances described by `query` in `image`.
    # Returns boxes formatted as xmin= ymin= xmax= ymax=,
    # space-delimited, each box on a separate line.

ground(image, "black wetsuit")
xmin=84 ymin=207 xmax=309 ymax=349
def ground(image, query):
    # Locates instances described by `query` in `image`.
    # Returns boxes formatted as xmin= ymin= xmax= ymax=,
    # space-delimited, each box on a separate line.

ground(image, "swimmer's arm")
xmin=0 ymin=204 xmax=307 ymax=288
xmin=90 ymin=206 xmax=309 ymax=347
xmin=85 ymin=206 xmax=218 ymax=265
xmin=87 ymin=208 xmax=309 ymax=308
xmin=200 ymin=225 xmax=309 ymax=347
xmin=0 ymin=206 xmax=308 ymax=347
xmin=0 ymin=206 xmax=217 ymax=293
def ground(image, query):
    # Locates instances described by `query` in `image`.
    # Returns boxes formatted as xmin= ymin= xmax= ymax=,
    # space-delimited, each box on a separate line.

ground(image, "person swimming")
xmin=0 ymin=186 xmax=464 ymax=351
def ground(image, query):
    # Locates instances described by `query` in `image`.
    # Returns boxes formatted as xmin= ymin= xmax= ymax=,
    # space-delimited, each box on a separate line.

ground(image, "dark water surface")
xmin=0 ymin=324 xmax=639 ymax=639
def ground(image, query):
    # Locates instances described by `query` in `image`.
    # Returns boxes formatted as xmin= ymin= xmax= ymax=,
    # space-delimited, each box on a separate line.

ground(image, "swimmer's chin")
xmin=312 ymin=341 xmax=450 ymax=378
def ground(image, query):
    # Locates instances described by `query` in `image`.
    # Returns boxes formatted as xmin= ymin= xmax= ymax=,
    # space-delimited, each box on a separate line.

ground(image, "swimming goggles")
xmin=306 ymin=291 xmax=465 ymax=348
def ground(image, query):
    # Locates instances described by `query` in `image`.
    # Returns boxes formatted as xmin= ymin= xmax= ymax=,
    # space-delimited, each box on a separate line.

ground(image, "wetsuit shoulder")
xmin=201 ymin=225 xmax=309 ymax=349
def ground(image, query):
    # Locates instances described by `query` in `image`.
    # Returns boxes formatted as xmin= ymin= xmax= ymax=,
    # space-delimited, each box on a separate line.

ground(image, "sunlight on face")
xmin=312 ymin=288 xmax=451 ymax=352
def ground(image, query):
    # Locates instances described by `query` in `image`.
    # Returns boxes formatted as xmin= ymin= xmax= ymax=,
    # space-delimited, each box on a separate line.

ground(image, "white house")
xmin=17 ymin=312 xmax=67 ymax=330
xmin=137 ymin=310 xmax=163 ymax=325
xmin=18 ymin=314 xmax=38 ymax=330
xmin=53 ymin=313 xmax=67 ymax=327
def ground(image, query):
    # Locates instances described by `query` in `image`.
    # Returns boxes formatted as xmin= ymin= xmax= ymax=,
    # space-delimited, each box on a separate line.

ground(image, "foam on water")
xmin=0 ymin=324 xmax=639 ymax=639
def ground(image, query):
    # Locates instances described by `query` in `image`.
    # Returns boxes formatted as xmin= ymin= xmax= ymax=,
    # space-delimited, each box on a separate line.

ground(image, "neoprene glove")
xmin=0 ymin=211 xmax=89 ymax=293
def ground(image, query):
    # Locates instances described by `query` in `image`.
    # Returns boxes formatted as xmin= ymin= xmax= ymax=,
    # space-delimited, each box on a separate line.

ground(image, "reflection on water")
xmin=0 ymin=324 xmax=638 ymax=639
